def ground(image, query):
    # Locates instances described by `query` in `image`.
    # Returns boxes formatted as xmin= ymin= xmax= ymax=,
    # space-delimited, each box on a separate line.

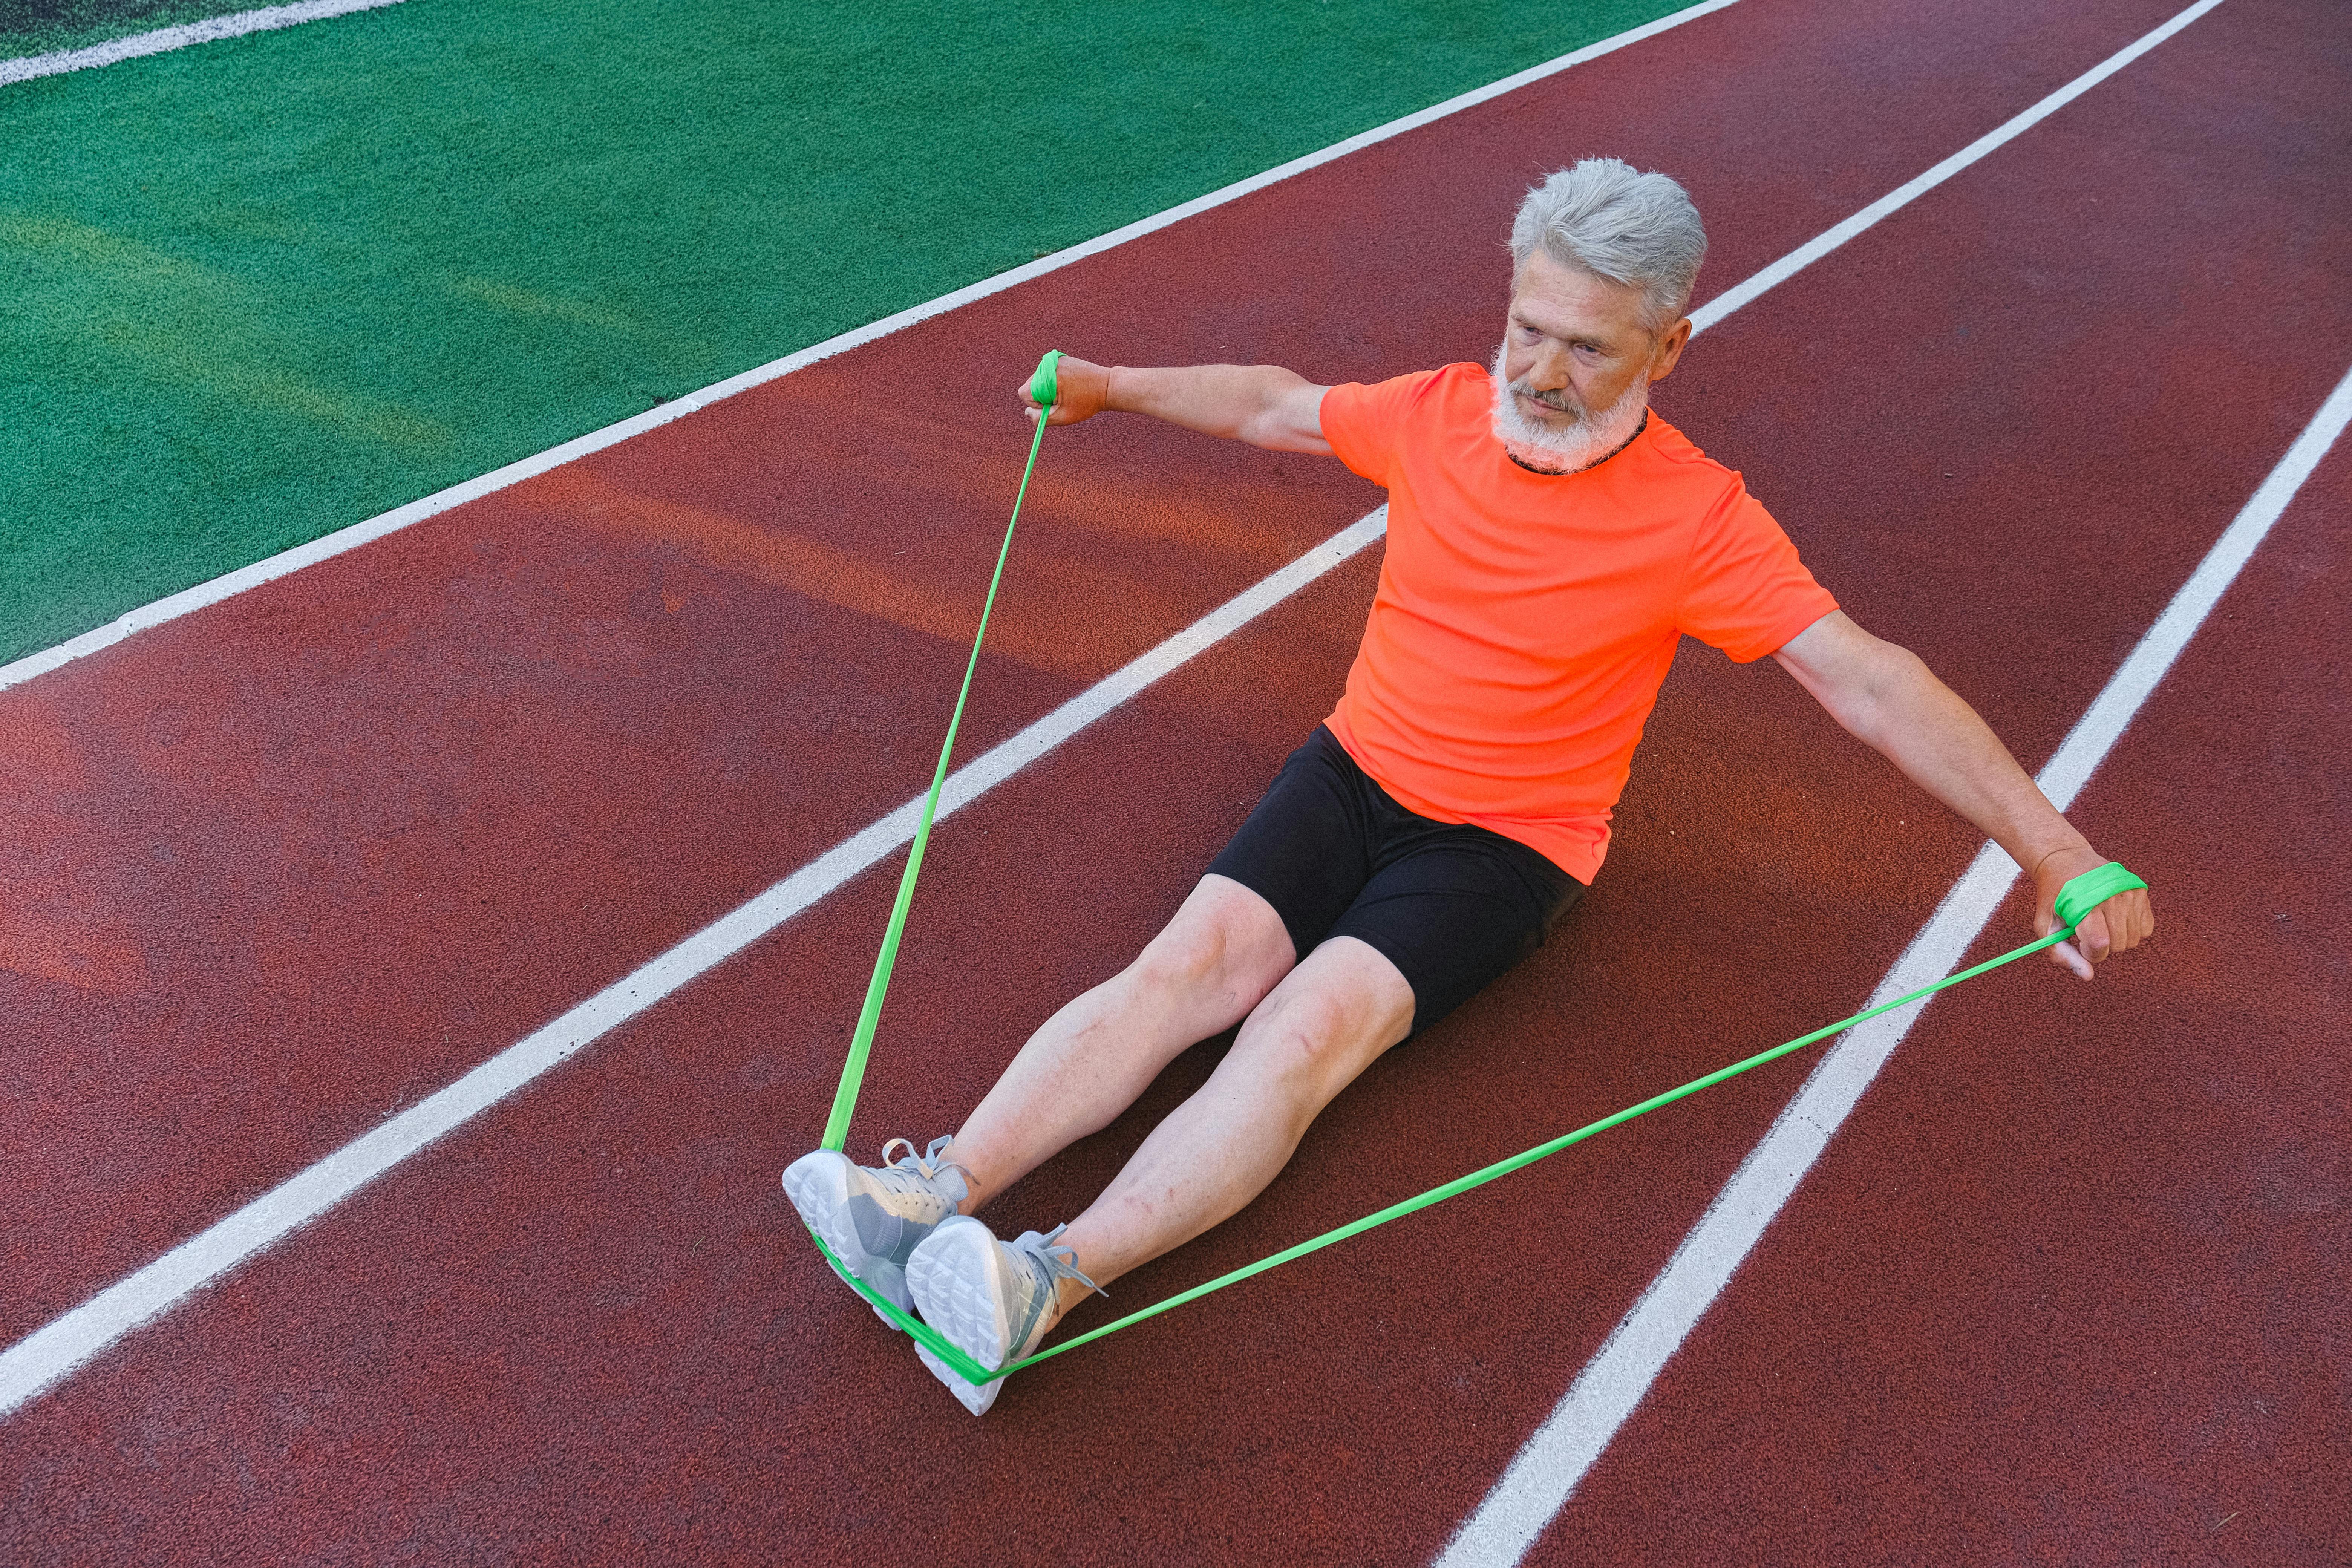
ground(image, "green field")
xmin=2 ymin=0 xmax=1689 ymax=666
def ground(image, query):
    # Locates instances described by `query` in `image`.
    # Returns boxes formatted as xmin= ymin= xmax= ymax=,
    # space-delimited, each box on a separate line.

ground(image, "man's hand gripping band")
xmin=1022 ymin=349 xmax=1110 ymax=425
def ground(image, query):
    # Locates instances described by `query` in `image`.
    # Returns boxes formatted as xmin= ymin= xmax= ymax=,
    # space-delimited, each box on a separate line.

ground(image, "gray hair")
xmin=1509 ymin=159 xmax=1707 ymax=331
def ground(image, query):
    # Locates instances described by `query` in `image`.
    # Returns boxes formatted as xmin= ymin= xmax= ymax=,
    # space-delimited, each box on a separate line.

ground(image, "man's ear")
xmin=1649 ymin=316 xmax=1694 ymax=382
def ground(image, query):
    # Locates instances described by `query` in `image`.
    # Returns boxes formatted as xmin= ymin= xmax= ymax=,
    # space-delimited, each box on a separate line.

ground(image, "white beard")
xmin=1489 ymin=341 xmax=1651 ymax=474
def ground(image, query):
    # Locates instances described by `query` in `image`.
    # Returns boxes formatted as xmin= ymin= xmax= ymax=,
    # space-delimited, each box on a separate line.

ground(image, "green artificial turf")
xmin=2 ymin=0 xmax=1692 ymax=668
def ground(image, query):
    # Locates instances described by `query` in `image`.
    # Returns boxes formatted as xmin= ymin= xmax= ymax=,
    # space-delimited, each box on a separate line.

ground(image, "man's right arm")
xmin=1019 ymin=357 xmax=1334 ymax=455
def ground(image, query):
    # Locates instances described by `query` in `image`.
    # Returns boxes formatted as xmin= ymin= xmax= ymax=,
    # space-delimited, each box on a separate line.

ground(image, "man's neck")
xmin=1505 ymin=411 xmax=1650 ymax=476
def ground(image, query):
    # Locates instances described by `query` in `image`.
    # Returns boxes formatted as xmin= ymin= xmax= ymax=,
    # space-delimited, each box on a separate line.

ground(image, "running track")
xmin=3 ymin=0 xmax=2346 ymax=1561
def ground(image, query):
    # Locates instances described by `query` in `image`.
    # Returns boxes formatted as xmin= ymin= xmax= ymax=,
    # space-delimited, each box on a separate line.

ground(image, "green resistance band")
xmin=818 ymin=349 xmax=1062 ymax=1153
xmin=812 ymin=860 xmax=2146 ymax=1386
xmin=807 ymin=353 xmax=2148 ymax=1386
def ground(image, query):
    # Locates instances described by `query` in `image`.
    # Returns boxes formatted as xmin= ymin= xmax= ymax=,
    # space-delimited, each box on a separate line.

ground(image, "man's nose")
xmin=1525 ymin=341 xmax=1574 ymax=389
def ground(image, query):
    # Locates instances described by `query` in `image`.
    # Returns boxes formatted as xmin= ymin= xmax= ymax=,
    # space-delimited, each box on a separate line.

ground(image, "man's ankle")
xmin=931 ymin=1137 xmax=982 ymax=1214
xmin=1050 ymin=1266 xmax=1104 ymax=1319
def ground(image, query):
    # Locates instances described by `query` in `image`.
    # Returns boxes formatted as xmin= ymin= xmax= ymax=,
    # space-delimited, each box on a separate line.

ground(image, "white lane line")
xmin=1688 ymin=0 xmax=2226 ymax=333
xmin=0 ymin=0 xmax=1743 ymax=694
xmin=0 ymin=0 xmax=404 ymax=86
xmin=1435 ymin=360 xmax=2352 ymax=1567
xmin=0 ymin=512 xmax=1386 ymax=1419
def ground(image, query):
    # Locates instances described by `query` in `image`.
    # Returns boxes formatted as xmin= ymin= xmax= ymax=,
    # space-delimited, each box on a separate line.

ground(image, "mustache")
xmin=1509 ymin=381 xmax=1581 ymax=416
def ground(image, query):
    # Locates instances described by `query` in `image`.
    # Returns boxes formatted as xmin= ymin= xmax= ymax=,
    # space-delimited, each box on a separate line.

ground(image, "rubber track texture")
xmin=1550 ymin=443 xmax=2351 ymax=1563
xmin=1 ymin=0 xmax=2344 ymax=1562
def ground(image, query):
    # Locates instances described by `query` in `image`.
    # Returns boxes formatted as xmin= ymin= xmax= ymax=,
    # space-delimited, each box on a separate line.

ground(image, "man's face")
xmin=1499 ymin=249 xmax=1690 ymax=433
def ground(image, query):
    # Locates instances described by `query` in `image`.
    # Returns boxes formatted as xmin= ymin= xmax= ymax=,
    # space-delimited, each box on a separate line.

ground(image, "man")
xmin=783 ymin=159 xmax=2154 ymax=1415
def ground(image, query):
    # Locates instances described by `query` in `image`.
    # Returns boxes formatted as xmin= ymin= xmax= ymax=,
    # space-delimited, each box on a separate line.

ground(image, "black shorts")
xmin=1205 ymin=726 xmax=1586 ymax=1033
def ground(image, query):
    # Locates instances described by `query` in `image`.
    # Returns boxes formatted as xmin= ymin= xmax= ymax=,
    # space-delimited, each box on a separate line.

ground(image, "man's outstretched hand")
xmin=2031 ymin=843 xmax=2155 ymax=980
xmin=1019 ymin=355 xmax=1112 ymax=425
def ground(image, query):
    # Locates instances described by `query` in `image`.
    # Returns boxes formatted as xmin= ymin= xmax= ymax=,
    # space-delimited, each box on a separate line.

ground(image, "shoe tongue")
xmin=874 ymin=1160 xmax=957 ymax=1206
xmin=876 ymin=1152 xmax=966 ymax=1208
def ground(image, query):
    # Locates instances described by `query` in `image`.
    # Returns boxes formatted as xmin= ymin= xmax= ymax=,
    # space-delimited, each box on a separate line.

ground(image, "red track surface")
xmin=3 ymin=0 xmax=2346 ymax=1562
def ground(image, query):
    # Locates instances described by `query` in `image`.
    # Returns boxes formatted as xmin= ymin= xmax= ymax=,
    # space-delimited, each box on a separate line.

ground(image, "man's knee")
xmin=1235 ymin=997 xmax=1353 ymax=1091
xmin=1130 ymin=876 xmax=1292 ymax=1007
xmin=1230 ymin=939 xmax=1414 ymax=1096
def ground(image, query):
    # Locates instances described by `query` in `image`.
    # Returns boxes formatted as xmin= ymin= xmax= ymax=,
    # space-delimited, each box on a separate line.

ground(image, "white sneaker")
xmin=781 ymin=1137 xmax=969 ymax=1315
xmin=905 ymin=1216 xmax=1104 ymax=1416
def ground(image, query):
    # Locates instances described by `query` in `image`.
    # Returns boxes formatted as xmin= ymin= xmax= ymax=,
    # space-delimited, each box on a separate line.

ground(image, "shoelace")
xmin=1012 ymin=1222 xmax=1107 ymax=1300
xmin=874 ymin=1136 xmax=971 ymax=1199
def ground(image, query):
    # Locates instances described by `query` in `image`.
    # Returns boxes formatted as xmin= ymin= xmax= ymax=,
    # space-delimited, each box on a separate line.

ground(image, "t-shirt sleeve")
xmin=1319 ymin=370 xmax=1442 ymax=486
xmin=1677 ymin=485 xmax=1839 ymax=663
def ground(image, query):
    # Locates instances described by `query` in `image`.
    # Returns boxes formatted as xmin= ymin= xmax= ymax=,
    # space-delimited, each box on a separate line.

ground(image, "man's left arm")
xmin=1770 ymin=610 xmax=2154 ymax=978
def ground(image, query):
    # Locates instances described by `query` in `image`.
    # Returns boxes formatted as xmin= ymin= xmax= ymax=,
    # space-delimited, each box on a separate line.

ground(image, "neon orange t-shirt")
xmin=1319 ymin=362 xmax=1837 ymax=884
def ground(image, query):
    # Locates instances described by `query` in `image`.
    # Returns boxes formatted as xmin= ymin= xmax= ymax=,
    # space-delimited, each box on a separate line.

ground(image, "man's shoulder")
xmin=1638 ymin=413 xmax=1734 ymax=477
xmin=1354 ymin=361 xmax=1485 ymax=406
xmin=1326 ymin=363 xmax=1487 ymax=458
xmin=1631 ymin=415 xmax=1754 ymax=508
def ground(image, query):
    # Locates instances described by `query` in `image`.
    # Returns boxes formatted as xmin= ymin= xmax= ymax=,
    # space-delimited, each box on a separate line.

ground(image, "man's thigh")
xmin=1204 ymin=727 xmax=1380 ymax=963
xmin=1328 ymin=829 xmax=1584 ymax=1034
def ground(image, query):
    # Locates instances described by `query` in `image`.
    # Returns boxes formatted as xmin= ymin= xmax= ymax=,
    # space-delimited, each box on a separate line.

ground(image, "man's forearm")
xmin=1834 ymin=641 xmax=2087 ymax=874
xmin=1103 ymin=364 xmax=1328 ymax=450
xmin=1775 ymin=614 xmax=2087 ymax=874
xmin=1776 ymin=608 xmax=2152 ymax=974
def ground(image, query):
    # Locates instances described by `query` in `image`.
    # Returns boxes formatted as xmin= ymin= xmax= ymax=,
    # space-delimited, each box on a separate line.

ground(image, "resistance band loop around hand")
xmin=808 ymin=354 xmax=2148 ymax=1384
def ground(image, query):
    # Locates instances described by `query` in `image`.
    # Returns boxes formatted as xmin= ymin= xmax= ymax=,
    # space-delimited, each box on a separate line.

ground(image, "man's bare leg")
xmin=1041 ymin=933 xmax=1415 ymax=1314
xmin=943 ymin=873 xmax=1297 ymax=1210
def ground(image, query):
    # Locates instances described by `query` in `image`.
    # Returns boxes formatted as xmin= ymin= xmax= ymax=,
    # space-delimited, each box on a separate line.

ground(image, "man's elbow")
xmin=1235 ymin=411 xmax=1330 ymax=454
xmin=1237 ymin=374 xmax=1329 ymax=453
xmin=1797 ymin=638 xmax=1917 ymax=747
xmin=1231 ymin=411 xmax=1287 ymax=449
xmin=1841 ymin=641 xmax=1941 ymax=749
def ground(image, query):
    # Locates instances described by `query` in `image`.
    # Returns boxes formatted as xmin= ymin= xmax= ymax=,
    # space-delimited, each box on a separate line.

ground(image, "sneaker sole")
xmin=906 ymin=1219 xmax=1015 ymax=1417
xmin=780 ymin=1154 xmax=909 ymax=1321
